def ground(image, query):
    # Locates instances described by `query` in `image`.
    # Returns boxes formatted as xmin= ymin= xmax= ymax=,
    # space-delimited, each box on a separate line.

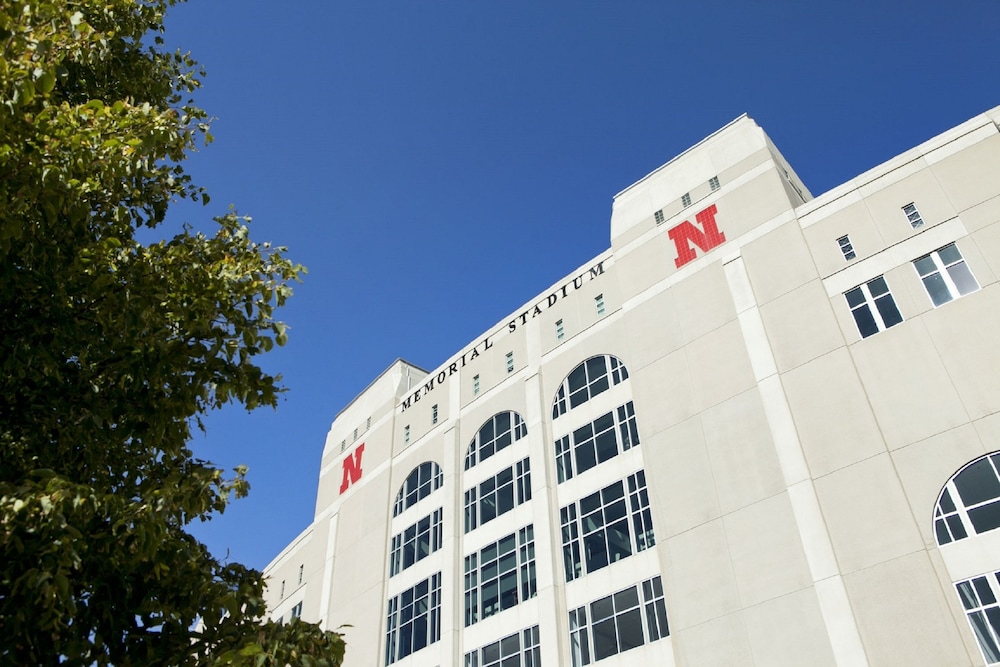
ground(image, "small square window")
xmin=432 ymin=404 xmax=438 ymax=424
xmin=845 ymin=275 xmax=903 ymax=338
xmin=681 ymin=192 xmax=692 ymax=208
xmin=473 ymin=374 xmax=480 ymax=396
xmin=709 ymin=176 xmax=720 ymax=192
xmin=595 ymin=294 xmax=605 ymax=316
xmin=653 ymin=209 xmax=664 ymax=225
xmin=903 ymin=203 xmax=924 ymax=229
xmin=837 ymin=235 xmax=856 ymax=261
xmin=404 ymin=425 xmax=410 ymax=444
xmin=505 ymin=352 xmax=514 ymax=374
xmin=556 ymin=319 xmax=565 ymax=340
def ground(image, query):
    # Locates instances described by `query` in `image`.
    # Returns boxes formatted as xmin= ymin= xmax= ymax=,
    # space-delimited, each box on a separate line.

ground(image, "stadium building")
xmin=262 ymin=106 xmax=1000 ymax=666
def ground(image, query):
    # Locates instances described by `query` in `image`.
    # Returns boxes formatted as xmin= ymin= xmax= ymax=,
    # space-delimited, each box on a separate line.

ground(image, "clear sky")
xmin=162 ymin=0 xmax=1000 ymax=571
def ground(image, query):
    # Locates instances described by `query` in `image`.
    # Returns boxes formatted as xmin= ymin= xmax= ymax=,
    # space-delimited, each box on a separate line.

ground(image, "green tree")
xmin=0 ymin=1 xmax=345 ymax=664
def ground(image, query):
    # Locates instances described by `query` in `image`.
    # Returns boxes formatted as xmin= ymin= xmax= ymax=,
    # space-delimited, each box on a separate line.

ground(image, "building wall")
xmin=264 ymin=107 xmax=1000 ymax=667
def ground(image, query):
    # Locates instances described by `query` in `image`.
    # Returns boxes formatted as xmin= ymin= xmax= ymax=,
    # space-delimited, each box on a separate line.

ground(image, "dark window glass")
xmin=955 ymin=459 xmax=1000 ymax=506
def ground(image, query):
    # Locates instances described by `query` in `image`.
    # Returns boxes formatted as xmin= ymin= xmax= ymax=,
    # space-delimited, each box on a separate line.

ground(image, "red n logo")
xmin=667 ymin=204 xmax=726 ymax=268
xmin=340 ymin=443 xmax=365 ymax=494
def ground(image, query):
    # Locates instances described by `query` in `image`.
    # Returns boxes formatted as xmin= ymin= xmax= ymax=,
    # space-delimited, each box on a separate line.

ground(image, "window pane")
xmin=958 ymin=581 xmax=979 ymax=610
xmin=938 ymin=243 xmax=962 ymax=265
xmin=939 ymin=487 xmax=957 ymax=513
xmin=874 ymin=294 xmax=903 ymax=328
xmin=946 ymin=514 xmax=968 ymax=540
xmin=955 ymin=460 xmax=1000 ymax=505
xmin=948 ymin=262 xmax=979 ymax=296
xmin=845 ymin=287 xmax=866 ymax=308
xmin=914 ymin=255 xmax=937 ymax=277
xmin=592 ymin=618 xmax=618 ymax=661
xmin=851 ymin=304 xmax=879 ymax=338
xmin=922 ymin=274 xmax=953 ymax=306
xmin=867 ymin=276 xmax=889 ymax=296
xmin=616 ymin=608 xmax=645 ymax=652
xmin=969 ymin=502 xmax=1000 ymax=536
xmin=970 ymin=611 xmax=1000 ymax=663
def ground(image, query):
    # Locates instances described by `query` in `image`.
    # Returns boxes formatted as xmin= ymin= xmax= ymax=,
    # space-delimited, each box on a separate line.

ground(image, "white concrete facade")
xmin=263 ymin=106 xmax=1000 ymax=667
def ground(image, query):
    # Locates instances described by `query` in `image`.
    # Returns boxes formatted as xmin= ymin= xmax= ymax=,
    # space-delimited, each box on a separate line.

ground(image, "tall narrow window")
xmin=290 ymin=601 xmax=303 ymax=620
xmin=432 ymin=404 xmax=438 ymax=425
xmin=404 ymin=425 xmax=410 ymax=444
xmin=844 ymin=276 xmax=903 ymax=339
xmin=955 ymin=573 xmax=1000 ymax=664
xmin=340 ymin=439 xmax=346 ymax=453
xmin=709 ymin=175 xmax=720 ymax=192
xmin=298 ymin=564 xmax=304 ymax=585
xmin=837 ymin=235 xmax=856 ymax=261
xmin=506 ymin=352 xmax=514 ymax=374
xmin=681 ymin=192 xmax=692 ymax=208
xmin=473 ymin=374 xmax=480 ymax=396
xmin=653 ymin=209 xmax=664 ymax=225
xmin=280 ymin=580 xmax=285 ymax=598
xmin=903 ymin=202 xmax=924 ymax=229
xmin=595 ymin=294 xmax=605 ymax=316
xmin=556 ymin=319 xmax=565 ymax=340
xmin=913 ymin=243 xmax=980 ymax=307
xmin=353 ymin=427 xmax=358 ymax=441
xmin=367 ymin=416 xmax=371 ymax=430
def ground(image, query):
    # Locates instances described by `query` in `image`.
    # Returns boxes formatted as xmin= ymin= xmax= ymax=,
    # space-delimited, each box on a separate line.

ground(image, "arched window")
xmin=552 ymin=355 xmax=630 ymax=419
xmin=465 ymin=411 xmax=528 ymax=470
xmin=393 ymin=462 xmax=443 ymax=517
xmin=934 ymin=453 xmax=1000 ymax=545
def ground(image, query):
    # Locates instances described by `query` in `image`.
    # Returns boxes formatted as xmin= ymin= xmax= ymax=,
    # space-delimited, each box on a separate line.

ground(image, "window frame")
xmin=903 ymin=202 xmax=924 ymax=229
xmin=389 ymin=508 xmax=444 ymax=576
xmin=384 ymin=573 xmax=442 ymax=665
xmin=463 ymin=526 xmax=537 ymax=627
xmin=463 ymin=625 xmax=540 ymax=667
xmin=465 ymin=411 xmax=528 ymax=470
xmin=393 ymin=462 xmax=444 ymax=517
xmin=568 ymin=576 xmax=669 ymax=666
xmin=555 ymin=402 xmax=639 ymax=483
xmin=552 ymin=355 xmax=630 ymax=419
xmin=464 ymin=457 xmax=531 ymax=533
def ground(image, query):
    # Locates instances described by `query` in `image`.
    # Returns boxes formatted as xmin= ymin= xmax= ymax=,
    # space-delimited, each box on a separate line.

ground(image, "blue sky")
xmin=163 ymin=0 xmax=1000 ymax=570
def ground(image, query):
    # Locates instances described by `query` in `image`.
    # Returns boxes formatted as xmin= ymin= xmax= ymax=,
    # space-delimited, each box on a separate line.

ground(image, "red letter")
xmin=667 ymin=204 xmax=726 ymax=268
xmin=340 ymin=443 xmax=365 ymax=494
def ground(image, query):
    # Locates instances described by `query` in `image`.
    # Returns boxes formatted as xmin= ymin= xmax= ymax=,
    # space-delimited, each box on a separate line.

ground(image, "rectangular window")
xmin=464 ymin=625 xmax=540 ymax=667
xmin=913 ymin=243 xmax=980 ymax=307
xmin=595 ymin=294 xmax=605 ymax=316
xmin=390 ymin=508 xmax=443 ymax=576
xmin=385 ymin=573 xmax=442 ymax=665
xmin=432 ymin=404 xmax=438 ymax=425
xmin=556 ymin=319 xmax=565 ymax=340
xmin=340 ymin=439 xmax=346 ymax=453
xmin=555 ymin=402 xmax=639 ymax=483
xmin=404 ymin=425 xmax=410 ymax=444
xmin=709 ymin=175 xmax=720 ymax=192
xmin=681 ymin=192 xmax=692 ymax=208
xmin=844 ymin=275 xmax=903 ymax=339
xmin=569 ymin=576 xmax=668 ymax=666
xmin=473 ymin=374 xmax=480 ymax=396
xmin=560 ymin=471 xmax=654 ymax=581
xmin=465 ymin=458 xmax=531 ymax=533
xmin=653 ymin=209 xmax=664 ymax=225
xmin=903 ymin=202 xmax=924 ymax=229
xmin=290 ymin=601 xmax=303 ymax=619
xmin=506 ymin=352 xmax=514 ymax=374
xmin=353 ymin=427 xmax=358 ymax=441
xmin=464 ymin=526 xmax=537 ymax=627
xmin=298 ymin=564 xmax=304 ymax=585
xmin=280 ymin=580 xmax=285 ymax=598
xmin=367 ymin=416 xmax=371 ymax=430
xmin=837 ymin=235 xmax=856 ymax=261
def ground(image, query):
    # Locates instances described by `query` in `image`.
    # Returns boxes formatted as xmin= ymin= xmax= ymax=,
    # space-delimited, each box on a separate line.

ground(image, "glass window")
xmin=681 ymin=192 xmax=692 ymax=208
xmin=653 ymin=209 xmax=664 ymax=225
xmin=595 ymin=294 xmax=605 ymax=316
xmin=709 ymin=175 xmax=721 ymax=192
xmin=432 ymin=404 xmax=438 ymax=425
xmin=556 ymin=319 xmax=565 ymax=340
xmin=568 ymin=576 xmax=669 ymax=666
xmin=955 ymin=573 xmax=1000 ymax=664
xmin=474 ymin=374 xmax=481 ymax=396
xmin=913 ymin=242 xmax=980 ymax=307
xmin=844 ymin=275 xmax=903 ymax=338
xmin=903 ymin=202 xmax=924 ymax=229
xmin=837 ymin=235 xmax=856 ymax=261
xmin=552 ymin=356 xmax=630 ymax=419
xmin=506 ymin=351 xmax=515 ymax=373
xmin=385 ymin=573 xmax=441 ymax=665
xmin=465 ymin=458 xmax=531 ymax=533
xmin=389 ymin=508 xmax=443 ymax=576
xmin=464 ymin=625 xmax=540 ymax=667
xmin=465 ymin=411 xmax=528 ymax=469
xmin=561 ymin=471 xmax=654 ymax=581
xmin=393 ymin=462 xmax=444 ymax=517
xmin=935 ymin=453 xmax=1000 ymax=545
xmin=555 ymin=402 xmax=639 ymax=483
xmin=289 ymin=601 xmax=302 ymax=619
xmin=464 ymin=526 xmax=537 ymax=626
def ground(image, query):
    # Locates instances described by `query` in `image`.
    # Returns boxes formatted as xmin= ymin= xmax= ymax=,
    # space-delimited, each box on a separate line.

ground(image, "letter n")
xmin=667 ymin=204 xmax=726 ymax=268
xmin=340 ymin=443 xmax=365 ymax=494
